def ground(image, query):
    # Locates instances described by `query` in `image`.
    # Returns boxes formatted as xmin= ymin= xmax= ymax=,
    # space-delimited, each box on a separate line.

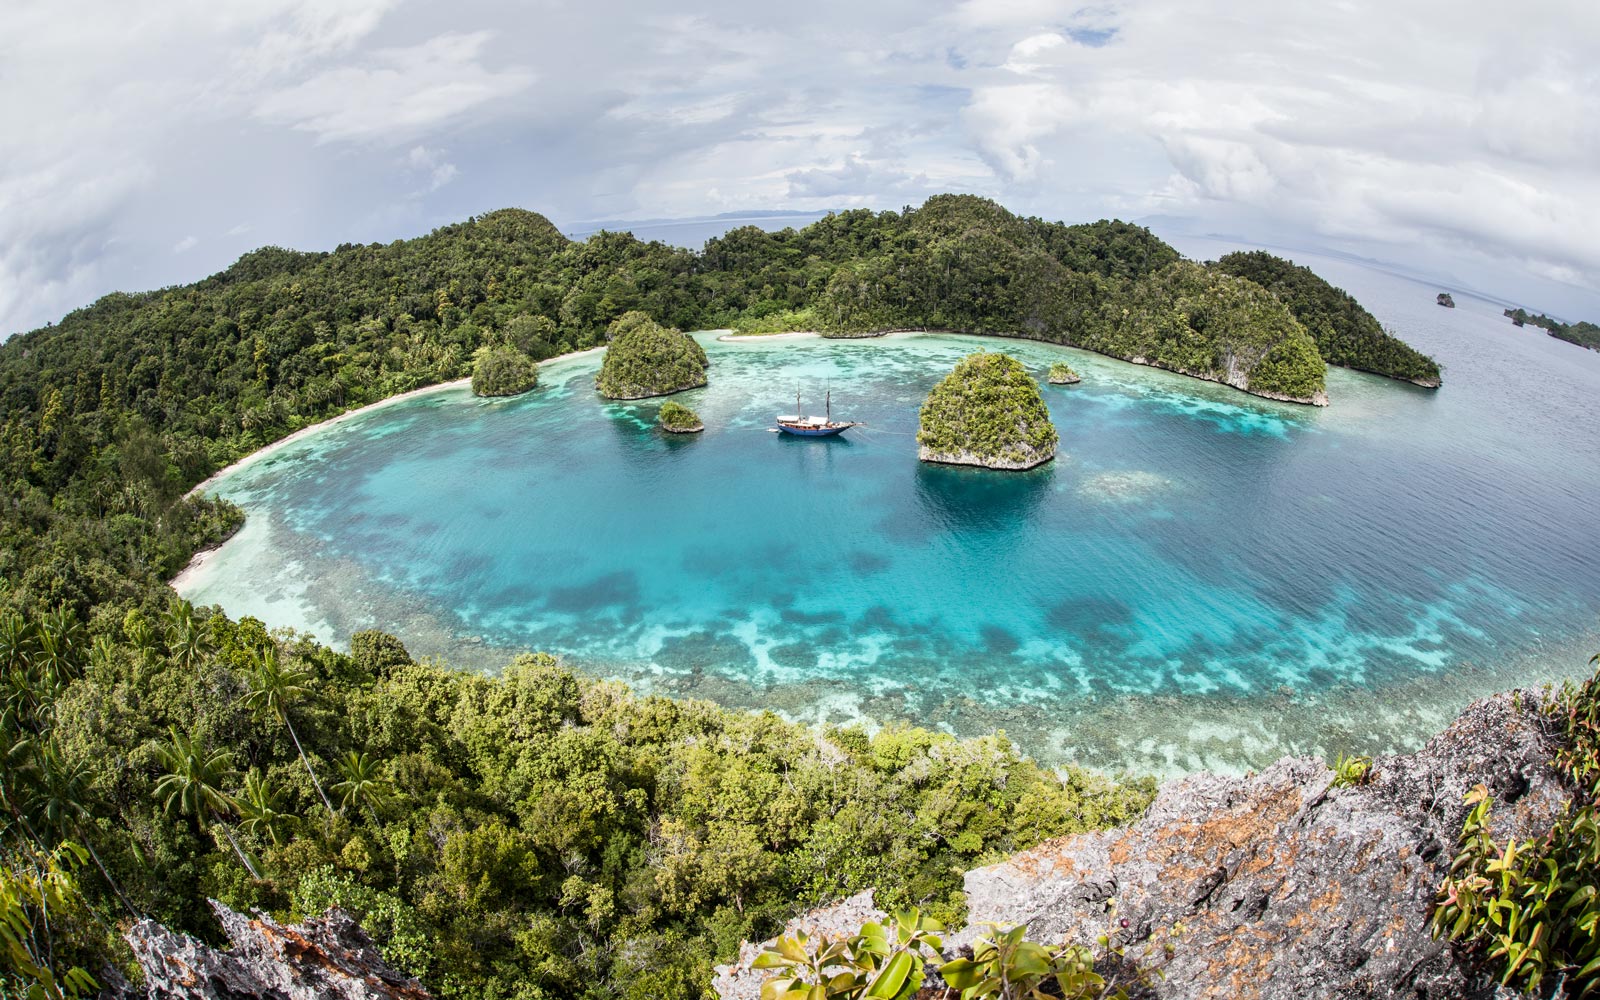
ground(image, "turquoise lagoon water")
xmin=178 ymin=250 xmax=1600 ymax=774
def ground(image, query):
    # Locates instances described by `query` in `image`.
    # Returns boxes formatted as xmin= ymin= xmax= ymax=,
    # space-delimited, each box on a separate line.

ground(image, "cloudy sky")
xmin=3 ymin=0 xmax=1598 ymax=338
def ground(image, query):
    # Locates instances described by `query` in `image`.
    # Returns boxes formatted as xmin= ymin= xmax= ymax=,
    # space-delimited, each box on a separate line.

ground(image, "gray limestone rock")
xmin=715 ymin=690 xmax=1568 ymax=1000
xmin=954 ymin=689 xmax=1565 ymax=998
xmin=116 ymin=899 xmax=429 ymax=1000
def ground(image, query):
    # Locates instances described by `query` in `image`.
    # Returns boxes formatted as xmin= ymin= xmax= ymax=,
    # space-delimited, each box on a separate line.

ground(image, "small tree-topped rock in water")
xmin=657 ymin=400 xmax=704 ymax=433
xmin=1047 ymin=362 xmax=1080 ymax=385
xmin=595 ymin=311 xmax=709 ymax=400
xmin=470 ymin=343 xmax=539 ymax=397
xmin=918 ymin=352 xmax=1058 ymax=470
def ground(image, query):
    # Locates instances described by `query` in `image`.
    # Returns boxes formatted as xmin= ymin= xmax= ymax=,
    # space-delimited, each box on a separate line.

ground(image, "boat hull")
xmin=777 ymin=422 xmax=851 ymax=437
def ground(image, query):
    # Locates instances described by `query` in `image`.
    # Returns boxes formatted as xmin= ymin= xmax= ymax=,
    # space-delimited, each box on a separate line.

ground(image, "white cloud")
xmin=955 ymin=0 xmax=1600 ymax=293
xmin=2 ymin=0 xmax=1598 ymax=337
xmin=784 ymin=155 xmax=931 ymax=200
xmin=963 ymin=84 xmax=1078 ymax=182
xmin=403 ymin=146 xmax=460 ymax=193
xmin=172 ymin=235 xmax=199 ymax=253
xmin=255 ymin=32 xmax=535 ymax=144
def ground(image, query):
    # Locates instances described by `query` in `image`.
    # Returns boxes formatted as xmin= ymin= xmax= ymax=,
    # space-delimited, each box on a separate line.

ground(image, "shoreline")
xmin=716 ymin=328 xmax=1331 ymax=407
xmin=183 ymin=344 xmax=607 ymax=500
xmin=715 ymin=330 xmax=820 ymax=342
xmin=171 ymin=344 xmax=608 ymax=587
xmin=170 ymin=539 xmax=229 ymax=591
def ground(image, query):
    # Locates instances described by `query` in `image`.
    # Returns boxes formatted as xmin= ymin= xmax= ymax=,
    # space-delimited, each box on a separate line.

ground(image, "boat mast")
xmin=796 ymin=390 xmax=802 ymax=420
xmin=826 ymin=390 xmax=831 ymax=422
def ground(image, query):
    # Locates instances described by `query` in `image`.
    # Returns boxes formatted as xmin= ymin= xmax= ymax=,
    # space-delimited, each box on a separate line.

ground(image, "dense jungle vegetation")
xmin=0 ymin=193 xmax=1432 ymax=997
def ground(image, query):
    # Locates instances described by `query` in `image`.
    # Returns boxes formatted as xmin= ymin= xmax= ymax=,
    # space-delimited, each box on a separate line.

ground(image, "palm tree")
xmin=22 ymin=742 xmax=139 ymax=917
xmin=149 ymin=727 xmax=260 ymax=879
xmin=236 ymin=769 xmax=295 ymax=847
xmin=163 ymin=601 xmax=211 ymax=673
xmin=330 ymin=751 xmax=393 ymax=824
xmin=240 ymin=644 xmax=335 ymax=817
xmin=0 ymin=612 xmax=36 ymax=674
xmin=33 ymin=607 xmax=83 ymax=686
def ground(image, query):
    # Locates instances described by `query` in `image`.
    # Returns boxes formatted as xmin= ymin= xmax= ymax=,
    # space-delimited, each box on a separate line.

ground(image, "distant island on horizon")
xmin=1504 ymin=306 xmax=1600 ymax=351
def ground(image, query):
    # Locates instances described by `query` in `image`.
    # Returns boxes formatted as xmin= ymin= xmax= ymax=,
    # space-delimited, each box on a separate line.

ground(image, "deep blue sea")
xmin=177 ymin=244 xmax=1600 ymax=773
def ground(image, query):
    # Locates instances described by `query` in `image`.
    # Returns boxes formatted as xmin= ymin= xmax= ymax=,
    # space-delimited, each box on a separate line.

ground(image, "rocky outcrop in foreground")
xmin=716 ymin=691 xmax=1569 ymax=1000
xmin=112 ymin=899 xmax=429 ymax=999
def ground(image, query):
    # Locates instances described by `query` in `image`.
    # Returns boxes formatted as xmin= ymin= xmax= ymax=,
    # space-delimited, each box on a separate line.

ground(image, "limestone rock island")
xmin=918 ymin=352 xmax=1058 ymax=470
xmin=596 ymin=311 xmax=709 ymax=400
xmin=657 ymin=400 xmax=704 ymax=433
xmin=1047 ymin=362 xmax=1080 ymax=385
xmin=470 ymin=343 xmax=539 ymax=397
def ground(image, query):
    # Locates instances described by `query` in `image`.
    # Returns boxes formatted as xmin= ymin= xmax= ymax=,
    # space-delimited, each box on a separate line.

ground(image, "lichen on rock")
xmin=118 ymin=899 xmax=431 ymax=999
xmin=917 ymin=352 xmax=1058 ymax=470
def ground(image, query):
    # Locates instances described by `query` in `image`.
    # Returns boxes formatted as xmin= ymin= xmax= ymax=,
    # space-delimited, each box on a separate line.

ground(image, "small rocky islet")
xmin=916 ymin=351 xmax=1058 ymax=470
xmin=657 ymin=400 xmax=704 ymax=433
xmin=1047 ymin=361 xmax=1081 ymax=384
xmin=469 ymin=343 xmax=540 ymax=397
xmin=595 ymin=310 xmax=709 ymax=400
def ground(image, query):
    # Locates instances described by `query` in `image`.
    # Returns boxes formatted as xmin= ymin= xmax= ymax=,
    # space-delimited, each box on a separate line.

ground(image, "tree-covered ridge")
xmin=1504 ymin=308 xmax=1600 ymax=351
xmin=734 ymin=196 xmax=1327 ymax=404
xmin=1213 ymin=251 xmax=1443 ymax=386
xmin=595 ymin=312 xmax=709 ymax=399
xmin=1106 ymin=261 xmax=1328 ymax=404
xmin=918 ymin=352 xmax=1058 ymax=470
xmin=0 ymin=604 xmax=1154 ymax=1000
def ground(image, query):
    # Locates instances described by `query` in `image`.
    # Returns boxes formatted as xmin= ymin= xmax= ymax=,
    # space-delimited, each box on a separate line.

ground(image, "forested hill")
xmin=1214 ymin=251 xmax=1443 ymax=386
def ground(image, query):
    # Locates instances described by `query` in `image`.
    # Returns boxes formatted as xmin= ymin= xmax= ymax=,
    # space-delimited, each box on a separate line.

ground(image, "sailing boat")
xmin=776 ymin=391 xmax=857 ymax=437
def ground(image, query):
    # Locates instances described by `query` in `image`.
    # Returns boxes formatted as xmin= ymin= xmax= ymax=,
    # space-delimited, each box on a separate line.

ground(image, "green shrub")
xmin=756 ymin=917 xmax=1135 ymax=1000
xmin=596 ymin=313 xmax=708 ymax=399
xmin=0 ymin=843 xmax=99 ymax=1000
xmin=731 ymin=307 xmax=820 ymax=335
xmin=470 ymin=344 xmax=539 ymax=397
xmin=1329 ymin=753 xmax=1372 ymax=788
xmin=1047 ymin=363 xmax=1079 ymax=384
xmin=755 ymin=910 xmax=944 ymax=1000
xmin=1431 ymin=654 xmax=1600 ymax=995
xmin=917 ymin=353 xmax=1058 ymax=469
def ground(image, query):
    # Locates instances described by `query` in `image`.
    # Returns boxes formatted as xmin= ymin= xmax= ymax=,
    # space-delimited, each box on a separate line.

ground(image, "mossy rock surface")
xmin=471 ymin=344 xmax=539 ymax=397
xmin=1047 ymin=362 xmax=1080 ymax=385
xmin=657 ymin=400 xmax=703 ymax=433
xmin=917 ymin=352 xmax=1058 ymax=470
xmin=596 ymin=312 xmax=708 ymax=399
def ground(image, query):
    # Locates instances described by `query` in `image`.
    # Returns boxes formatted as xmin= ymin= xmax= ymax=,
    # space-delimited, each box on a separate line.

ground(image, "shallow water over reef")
xmin=179 ymin=252 xmax=1600 ymax=774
